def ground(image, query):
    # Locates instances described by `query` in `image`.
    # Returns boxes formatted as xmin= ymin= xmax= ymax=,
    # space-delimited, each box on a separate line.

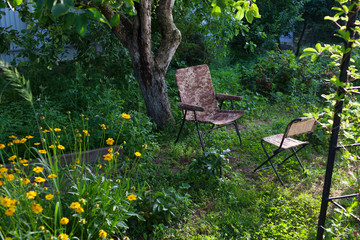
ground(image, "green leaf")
xmin=8 ymin=0 xmax=22 ymax=7
xmin=235 ymin=8 xmax=244 ymax=20
xmin=75 ymin=14 xmax=88 ymax=37
xmin=212 ymin=5 xmax=221 ymax=17
xmin=110 ymin=14 xmax=120 ymax=27
xmin=87 ymin=8 xmax=110 ymax=27
xmin=52 ymin=0 xmax=73 ymax=19
xmin=245 ymin=10 xmax=254 ymax=23
xmin=303 ymin=47 xmax=317 ymax=53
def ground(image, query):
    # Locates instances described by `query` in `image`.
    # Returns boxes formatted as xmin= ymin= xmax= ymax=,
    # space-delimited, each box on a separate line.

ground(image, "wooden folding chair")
xmin=174 ymin=64 xmax=245 ymax=151
xmin=254 ymin=117 xmax=318 ymax=186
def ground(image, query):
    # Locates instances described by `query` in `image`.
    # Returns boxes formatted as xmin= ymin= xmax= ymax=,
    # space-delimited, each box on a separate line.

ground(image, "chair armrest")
xmin=216 ymin=93 xmax=243 ymax=101
xmin=177 ymin=102 xmax=204 ymax=112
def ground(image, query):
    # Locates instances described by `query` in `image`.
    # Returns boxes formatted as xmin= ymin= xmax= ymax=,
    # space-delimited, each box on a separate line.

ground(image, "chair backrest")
xmin=175 ymin=65 xmax=218 ymax=116
xmin=284 ymin=117 xmax=317 ymax=138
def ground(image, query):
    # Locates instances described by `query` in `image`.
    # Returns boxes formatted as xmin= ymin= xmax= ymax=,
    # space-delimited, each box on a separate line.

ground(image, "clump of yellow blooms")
xmin=99 ymin=230 xmax=107 ymax=238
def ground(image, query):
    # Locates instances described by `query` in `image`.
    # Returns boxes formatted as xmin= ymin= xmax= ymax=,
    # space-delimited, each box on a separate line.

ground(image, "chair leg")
xmin=254 ymin=140 xmax=286 ymax=186
xmin=233 ymin=121 xmax=242 ymax=147
xmin=175 ymin=110 xmax=187 ymax=144
xmin=194 ymin=113 xmax=206 ymax=151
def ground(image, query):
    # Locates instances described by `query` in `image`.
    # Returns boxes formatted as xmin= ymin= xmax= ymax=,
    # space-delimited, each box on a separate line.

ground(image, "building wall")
xmin=0 ymin=8 xmax=28 ymax=64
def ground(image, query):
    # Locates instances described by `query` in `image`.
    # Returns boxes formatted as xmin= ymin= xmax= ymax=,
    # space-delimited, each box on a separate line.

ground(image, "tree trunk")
xmin=295 ymin=20 xmax=307 ymax=56
xmin=100 ymin=0 xmax=181 ymax=127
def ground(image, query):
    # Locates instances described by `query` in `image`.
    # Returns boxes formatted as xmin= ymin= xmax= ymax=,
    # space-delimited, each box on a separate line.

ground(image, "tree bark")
xmin=295 ymin=20 xmax=307 ymax=56
xmin=100 ymin=0 xmax=181 ymax=127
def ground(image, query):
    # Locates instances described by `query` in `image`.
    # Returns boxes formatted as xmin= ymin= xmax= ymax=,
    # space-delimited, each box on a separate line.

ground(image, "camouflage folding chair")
xmin=254 ymin=117 xmax=318 ymax=186
xmin=174 ymin=64 xmax=245 ymax=151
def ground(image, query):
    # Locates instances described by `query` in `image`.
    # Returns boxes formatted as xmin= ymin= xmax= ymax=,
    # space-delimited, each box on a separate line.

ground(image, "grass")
xmin=1 ymin=57 xmax=360 ymax=239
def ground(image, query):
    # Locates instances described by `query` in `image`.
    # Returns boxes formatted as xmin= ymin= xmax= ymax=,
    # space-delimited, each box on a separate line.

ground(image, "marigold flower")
xmin=121 ymin=113 xmax=131 ymax=119
xmin=42 ymin=129 xmax=50 ymax=133
xmin=100 ymin=124 xmax=106 ymax=130
xmin=9 ymin=135 xmax=16 ymax=139
xmin=127 ymin=194 xmax=137 ymax=201
xmin=1 ymin=197 xmax=17 ymax=207
xmin=98 ymin=164 xmax=102 ymax=169
xmin=12 ymin=139 xmax=20 ymax=144
xmin=45 ymin=194 xmax=54 ymax=200
xmin=60 ymin=217 xmax=69 ymax=225
xmin=26 ymin=135 xmax=34 ymax=139
xmin=39 ymin=150 xmax=47 ymax=154
xmin=80 ymin=218 xmax=86 ymax=224
xmin=33 ymin=166 xmax=44 ymax=173
xmin=106 ymin=138 xmax=114 ymax=145
xmin=20 ymin=159 xmax=28 ymax=164
xmin=39 ymin=226 xmax=45 ymax=231
xmin=124 ymin=237 xmax=130 ymax=240
xmin=34 ymin=177 xmax=46 ymax=183
xmin=95 ymin=203 xmax=99 ymax=208
xmin=32 ymin=203 xmax=43 ymax=214
xmin=54 ymin=128 xmax=61 ymax=132
xmin=44 ymin=187 xmax=48 ymax=191
xmin=57 ymin=145 xmax=65 ymax=150
xmin=23 ymin=178 xmax=30 ymax=185
xmin=58 ymin=233 xmax=69 ymax=240
xmin=79 ymin=198 xmax=86 ymax=204
xmin=82 ymin=130 xmax=89 ymax=135
xmin=108 ymin=147 xmax=113 ymax=153
xmin=26 ymin=191 xmax=37 ymax=199
xmin=5 ymin=208 xmax=16 ymax=216
xmin=76 ymin=207 xmax=84 ymax=214
xmin=135 ymin=152 xmax=141 ymax=157
xmin=20 ymin=138 xmax=27 ymax=143
xmin=5 ymin=237 xmax=12 ymax=240
xmin=70 ymin=202 xmax=81 ymax=209
xmin=116 ymin=179 xmax=121 ymax=183
xmin=99 ymin=230 xmax=107 ymax=238
xmin=103 ymin=153 xmax=113 ymax=161
xmin=8 ymin=155 xmax=16 ymax=161
xmin=48 ymin=174 xmax=57 ymax=179
xmin=0 ymin=181 xmax=3 ymax=186
xmin=34 ymin=142 xmax=41 ymax=146
xmin=49 ymin=145 xmax=54 ymax=149
xmin=4 ymin=174 xmax=14 ymax=181
xmin=0 ymin=144 xmax=5 ymax=149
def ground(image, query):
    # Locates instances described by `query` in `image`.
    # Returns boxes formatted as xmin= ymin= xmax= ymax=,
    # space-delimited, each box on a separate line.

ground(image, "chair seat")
xmin=186 ymin=110 xmax=245 ymax=125
xmin=262 ymin=134 xmax=309 ymax=149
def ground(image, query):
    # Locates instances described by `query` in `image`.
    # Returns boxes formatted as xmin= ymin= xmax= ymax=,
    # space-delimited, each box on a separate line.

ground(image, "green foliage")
xmin=189 ymin=149 xmax=230 ymax=178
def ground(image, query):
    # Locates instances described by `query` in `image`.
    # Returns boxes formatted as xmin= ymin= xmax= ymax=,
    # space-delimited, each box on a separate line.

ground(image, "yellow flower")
xmin=58 ymin=233 xmax=69 ymax=240
xmin=98 ymin=164 xmax=102 ymax=169
xmin=54 ymin=128 xmax=62 ymax=132
xmin=8 ymin=135 xmax=16 ymax=139
xmin=124 ymin=237 xmax=130 ymax=240
xmin=26 ymin=191 xmax=37 ymax=199
xmin=80 ymin=218 xmax=86 ymax=224
xmin=121 ymin=113 xmax=131 ymax=119
xmin=34 ymin=177 xmax=46 ymax=183
xmin=39 ymin=226 xmax=45 ymax=231
xmin=49 ymin=145 xmax=54 ymax=149
xmin=20 ymin=138 xmax=27 ymax=143
xmin=99 ymin=230 xmax=107 ymax=238
xmin=57 ymin=145 xmax=65 ymax=150
xmin=127 ymin=194 xmax=137 ymax=201
xmin=135 ymin=152 xmax=141 ymax=157
xmin=108 ymin=147 xmax=113 ymax=153
xmin=5 ymin=237 xmax=12 ymax=240
xmin=0 ymin=144 xmax=5 ymax=149
xmin=45 ymin=194 xmax=54 ymax=200
xmin=20 ymin=159 xmax=28 ymax=164
xmin=60 ymin=217 xmax=69 ymax=225
xmin=106 ymin=138 xmax=114 ymax=146
xmin=83 ymin=130 xmax=89 ymax=135
xmin=23 ymin=178 xmax=30 ymax=185
xmin=4 ymin=174 xmax=14 ymax=181
xmin=1 ymin=197 xmax=17 ymax=207
xmin=12 ymin=139 xmax=20 ymax=144
xmin=80 ymin=198 xmax=86 ymax=204
xmin=8 ymin=155 xmax=16 ymax=161
xmin=0 ymin=181 xmax=3 ymax=186
xmin=100 ymin=124 xmax=106 ymax=130
xmin=48 ymin=174 xmax=57 ymax=179
xmin=32 ymin=203 xmax=43 ymax=214
xmin=40 ymin=116 xmax=45 ymax=120
xmin=76 ymin=207 xmax=84 ymax=214
xmin=116 ymin=179 xmax=121 ymax=183
xmin=39 ymin=150 xmax=47 ymax=154
xmin=103 ymin=153 xmax=113 ymax=161
xmin=5 ymin=208 xmax=16 ymax=216
xmin=33 ymin=166 xmax=44 ymax=173
xmin=42 ymin=129 xmax=50 ymax=133
xmin=26 ymin=135 xmax=34 ymax=139
xmin=34 ymin=142 xmax=41 ymax=146
xmin=70 ymin=202 xmax=81 ymax=209
xmin=44 ymin=187 xmax=48 ymax=191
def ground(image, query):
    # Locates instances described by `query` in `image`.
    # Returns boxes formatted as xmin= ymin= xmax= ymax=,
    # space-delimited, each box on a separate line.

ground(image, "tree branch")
xmin=98 ymin=4 xmax=133 ymax=49
xmin=155 ymin=0 xmax=181 ymax=72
